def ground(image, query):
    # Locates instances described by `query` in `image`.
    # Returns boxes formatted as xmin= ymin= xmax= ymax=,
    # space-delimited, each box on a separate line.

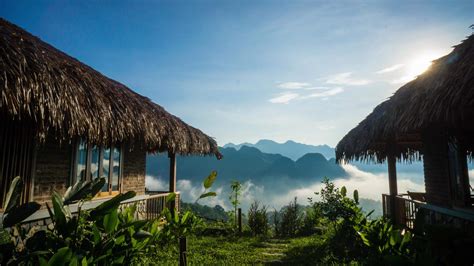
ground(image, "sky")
xmin=1 ymin=1 xmax=473 ymax=147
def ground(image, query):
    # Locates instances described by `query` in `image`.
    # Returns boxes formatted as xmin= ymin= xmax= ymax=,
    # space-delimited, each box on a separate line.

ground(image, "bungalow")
xmin=336 ymin=33 xmax=474 ymax=230
xmin=0 ymin=18 xmax=221 ymax=220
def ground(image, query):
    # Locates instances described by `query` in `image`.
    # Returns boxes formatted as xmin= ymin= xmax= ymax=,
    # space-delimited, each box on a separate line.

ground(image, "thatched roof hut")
xmin=336 ymin=34 xmax=474 ymax=163
xmin=0 ymin=18 xmax=221 ymax=158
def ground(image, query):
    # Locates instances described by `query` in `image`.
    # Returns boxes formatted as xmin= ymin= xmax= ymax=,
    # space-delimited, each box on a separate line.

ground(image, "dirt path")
xmin=257 ymin=239 xmax=290 ymax=264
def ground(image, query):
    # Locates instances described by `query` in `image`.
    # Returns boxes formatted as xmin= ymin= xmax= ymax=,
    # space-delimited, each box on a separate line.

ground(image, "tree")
xmin=229 ymin=180 xmax=242 ymax=228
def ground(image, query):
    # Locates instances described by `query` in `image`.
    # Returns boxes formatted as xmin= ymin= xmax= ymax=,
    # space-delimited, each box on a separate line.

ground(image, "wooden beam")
xmin=169 ymin=152 xmax=177 ymax=193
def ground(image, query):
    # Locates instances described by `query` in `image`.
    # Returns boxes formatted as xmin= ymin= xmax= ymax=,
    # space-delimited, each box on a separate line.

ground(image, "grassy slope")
xmin=151 ymin=236 xmax=327 ymax=265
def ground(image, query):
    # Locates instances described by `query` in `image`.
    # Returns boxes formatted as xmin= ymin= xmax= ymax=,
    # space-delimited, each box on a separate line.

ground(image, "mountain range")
xmin=224 ymin=139 xmax=335 ymax=161
xmin=224 ymin=139 xmax=425 ymax=174
xmin=146 ymin=145 xmax=346 ymax=191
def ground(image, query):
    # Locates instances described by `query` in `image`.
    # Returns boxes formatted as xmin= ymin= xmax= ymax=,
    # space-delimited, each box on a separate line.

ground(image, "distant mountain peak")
xmin=223 ymin=139 xmax=335 ymax=161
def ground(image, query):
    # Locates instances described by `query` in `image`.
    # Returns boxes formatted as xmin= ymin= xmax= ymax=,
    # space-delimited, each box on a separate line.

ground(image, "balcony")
xmin=382 ymin=194 xmax=474 ymax=231
xmin=5 ymin=192 xmax=180 ymax=229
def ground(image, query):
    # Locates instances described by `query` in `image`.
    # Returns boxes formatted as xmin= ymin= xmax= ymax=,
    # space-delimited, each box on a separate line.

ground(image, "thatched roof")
xmin=336 ymin=33 xmax=474 ymax=163
xmin=0 ymin=18 xmax=221 ymax=158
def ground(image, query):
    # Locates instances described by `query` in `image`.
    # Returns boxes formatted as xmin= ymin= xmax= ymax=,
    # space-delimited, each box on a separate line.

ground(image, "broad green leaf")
xmin=4 ymin=176 xmax=22 ymax=213
xmin=63 ymin=180 xmax=88 ymax=205
xmin=39 ymin=257 xmax=48 ymax=266
xmin=181 ymin=211 xmax=190 ymax=223
xmin=103 ymin=209 xmax=119 ymax=234
xmin=92 ymin=225 xmax=100 ymax=245
xmin=134 ymin=230 xmax=152 ymax=239
xmin=166 ymin=192 xmax=176 ymax=203
xmin=115 ymin=234 xmax=126 ymax=245
xmin=132 ymin=220 xmax=148 ymax=231
xmin=357 ymin=231 xmax=371 ymax=247
xmin=81 ymin=257 xmax=88 ymax=266
xmin=52 ymin=192 xmax=67 ymax=227
xmin=203 ymin=171 xmax=217 ymax=189
xmin=63 ymin=178 xmax=106 ymax=205
xmin=89 ymin=177 xmax=106 ymax=197
xmin=0 ymin=229 xmax=11 ymax=245
xmin=3 ymin=202 xmax=41 ymax=227
xmin=353 ymin=189 xmax=359 ymax=204
xmin=113 ymin=256 xmax=125 ymax=265
xmin=69 ymin=257 xmax=78 ymax=266
xmin=340 ymin=186 xmax=347 ymax=197
xmin=198 ymin=192 xmax=217 ymax=199
xmin=90 ymin=191 xmax=136 ymax=218
xmin=48 ymin=247 xmax=72 ymax=266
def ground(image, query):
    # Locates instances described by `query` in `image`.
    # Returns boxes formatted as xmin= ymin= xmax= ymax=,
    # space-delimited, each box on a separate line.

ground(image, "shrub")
xmin=278 ymin=197 xmax=301 ymax=237
xmin=247 ymin=201 xmax=268 ymax=236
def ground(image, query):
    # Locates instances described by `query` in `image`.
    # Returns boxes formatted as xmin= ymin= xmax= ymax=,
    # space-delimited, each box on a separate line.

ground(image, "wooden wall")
xmin=0 ymin=118 xmax=35 ymax=208
xmin=122 ymin=142 xmax=146 ymax=195
xmin=422 ymin=131 xmax=454 ymax=207
xmin=33 ymin=138 xmax=73 ymax=203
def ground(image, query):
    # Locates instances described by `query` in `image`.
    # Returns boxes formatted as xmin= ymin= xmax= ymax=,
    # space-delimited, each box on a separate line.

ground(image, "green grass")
xmin=146 ymin=235 xmax=329 ymax=265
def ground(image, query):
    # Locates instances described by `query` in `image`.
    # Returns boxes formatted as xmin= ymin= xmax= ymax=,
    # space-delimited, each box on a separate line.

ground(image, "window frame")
xmin=72 ymin=139 xmax=123 ymax=197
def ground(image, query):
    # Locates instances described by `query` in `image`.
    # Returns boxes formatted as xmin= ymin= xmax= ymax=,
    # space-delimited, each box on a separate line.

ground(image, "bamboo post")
xmin=238 ymin=208 xmax=242 ymax=234
xmin=179 ymin=237 xmax=187 ymax=266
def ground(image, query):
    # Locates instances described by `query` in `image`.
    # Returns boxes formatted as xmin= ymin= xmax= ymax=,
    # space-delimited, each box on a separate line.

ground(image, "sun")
xmin=405 ymin=50 xmax=444 ymax=80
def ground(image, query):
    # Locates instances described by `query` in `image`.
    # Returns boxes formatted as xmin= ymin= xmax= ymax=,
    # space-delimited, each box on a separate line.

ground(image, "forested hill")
xmin=146 ymin=146 xmax=347 ymax=188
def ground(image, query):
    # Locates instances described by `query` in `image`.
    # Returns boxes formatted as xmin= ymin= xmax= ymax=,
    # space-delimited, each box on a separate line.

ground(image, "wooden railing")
xmin=382 ymin=194 xmax=423 ymax=229
xmin=9 ymin=192 xmax=180 ymax=230
xmin=120 ymin=192 xmax=180 ymax=220
xmin=382 ymin=194 xmax=474 ymax=230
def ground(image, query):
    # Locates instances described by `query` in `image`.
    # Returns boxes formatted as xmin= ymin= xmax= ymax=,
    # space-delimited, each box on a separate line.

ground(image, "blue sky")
xmin=1 ymin=1 xmax=472 ymax=146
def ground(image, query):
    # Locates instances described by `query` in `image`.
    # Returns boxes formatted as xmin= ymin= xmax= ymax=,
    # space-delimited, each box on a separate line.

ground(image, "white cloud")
xmin=177 ymin=179 xmax=227 ymax=207
xmin=304 ymin=87 xmax=344 ymax=99
xmin=390 ymin=75 xmax=414 ymax=84
xmin=375 ymin=64 xmax=405 ymax=74
xmin=325 ymin=72 xmax=371 ymax=86
xmin=269 ymin=92 xmax=299 ymax=104
xmin=316 ymin=124 xmax=335 ymax=131
xmin=264 ymin=164 xmax=424 ymax=209
xmin=277 ymin=82 xmax=311 ymax=89
xmin=145 ymin=175 xmax=167 ymax=191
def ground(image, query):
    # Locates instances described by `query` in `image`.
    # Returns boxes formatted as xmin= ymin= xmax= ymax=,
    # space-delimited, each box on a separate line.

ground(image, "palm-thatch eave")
xmin=336 ymin=33 xmax=474 ymax=164
xmin=0 ymin=18 xmax=221 ymax=158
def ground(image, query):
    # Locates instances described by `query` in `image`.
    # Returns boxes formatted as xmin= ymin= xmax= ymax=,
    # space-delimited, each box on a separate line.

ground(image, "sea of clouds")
xmin=146 ymin=163 xmax=428 ymax=212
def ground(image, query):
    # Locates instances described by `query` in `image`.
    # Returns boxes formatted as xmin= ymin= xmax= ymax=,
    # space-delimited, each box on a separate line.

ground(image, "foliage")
xmin=181 ymin=202 xmax=228 ymax=222
xmin=196 ymin=171 xmax=218 ymax=203
xmin=277 ymin=197 xmax=301 ymax=237
xmin=247 ymin=201 xmax=269 ymax=236
xmin=356 ymin=217 xmax=414 ymax=265
xmin=228 ymin=180 xmax=242 ymax=228
xmin=0 ymin=176 xmax=162 ymax=265
xmin=158 ymin=171 xmax=219 ymax=246
xmin=0 ymin=177 xmax=41 ymax=229
xmin=307 ymin=178 xmax=371 ymax=262
xmin=1 ymin=170 xmax=220 ymax=265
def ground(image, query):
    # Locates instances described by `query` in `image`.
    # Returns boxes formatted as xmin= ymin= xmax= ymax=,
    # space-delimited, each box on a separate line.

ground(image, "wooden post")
xmin=387 ymin=153 xmax=398 ymax=223
xmin=179 ymin=237 xmax=187 ymax=266
xmin=169 ymin=152 xmax=177 ymax=213
xmin=238 ymin=208 xmax=242 ymax=234
xmin=169 ymin=152 xmax=177 ymax=193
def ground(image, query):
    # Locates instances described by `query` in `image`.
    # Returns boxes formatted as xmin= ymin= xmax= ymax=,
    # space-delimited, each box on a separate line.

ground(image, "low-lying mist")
xmin=146 ymin=164 xmax=425 ymax=213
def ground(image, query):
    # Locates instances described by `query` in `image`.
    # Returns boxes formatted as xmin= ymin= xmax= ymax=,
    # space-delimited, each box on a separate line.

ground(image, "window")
xmin=73 ymin=139 xmax=122 ymax=196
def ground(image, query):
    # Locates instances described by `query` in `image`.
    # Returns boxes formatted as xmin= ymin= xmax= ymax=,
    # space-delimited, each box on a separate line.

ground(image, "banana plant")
xmin=160 ymin=171 xmax=219 ymax=241
xmin=1 ymin=176 xmax=41 ymax=229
